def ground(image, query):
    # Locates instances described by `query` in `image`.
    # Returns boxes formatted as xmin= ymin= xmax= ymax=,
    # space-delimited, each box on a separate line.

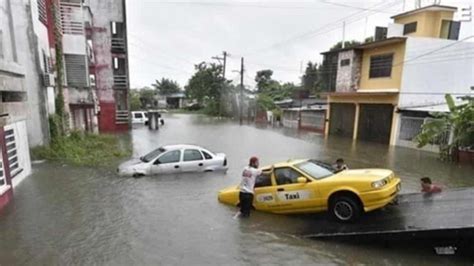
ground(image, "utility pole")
xmin=239 ymin=57 xmax=244 ymax=125
xmin=212 ymin=51 xmax=228 ymax=117
xmin=342 ymin=21 xmax=346 ymax=48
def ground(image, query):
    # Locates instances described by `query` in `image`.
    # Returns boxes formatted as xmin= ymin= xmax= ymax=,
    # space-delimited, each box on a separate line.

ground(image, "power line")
xmin=242 ymin=0 xmax=402 ymax=56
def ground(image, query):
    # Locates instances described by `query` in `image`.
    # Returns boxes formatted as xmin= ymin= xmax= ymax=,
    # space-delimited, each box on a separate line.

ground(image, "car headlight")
xmin=372 ymin=178 xmax=388 ymax=189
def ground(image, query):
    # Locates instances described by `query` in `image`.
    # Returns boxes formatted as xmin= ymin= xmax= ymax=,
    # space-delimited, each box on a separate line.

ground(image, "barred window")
xmin=403 ymin=22 xmax=417 ymax=35
xmin=369 ymin=54 xmax=393 ymax=78
xmin=340 ymin=59 xmax=350 ymax=67
xmin=37 ymin=0 xmax=47 ymax=25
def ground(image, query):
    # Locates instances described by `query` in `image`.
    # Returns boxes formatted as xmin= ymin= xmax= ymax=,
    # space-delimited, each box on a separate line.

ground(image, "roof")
xmin=166 ymin=92 xmax=186 ymax=98
xmin=163 ymin=144 xmax=206 ymax=150
xmin=321 ymin=37 xmax=406 ymax=55
xmin=391 ymin=5 xmax=458 ymax=19
xmin=399 ymin=101 xmax=468 ymax=113
xmin=355 ymin=37 xmax=406 ymax=49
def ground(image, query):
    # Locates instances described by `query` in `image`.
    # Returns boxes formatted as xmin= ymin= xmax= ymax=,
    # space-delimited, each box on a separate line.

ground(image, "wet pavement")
xmin=0 ymin=113 xmax=473 ymax=265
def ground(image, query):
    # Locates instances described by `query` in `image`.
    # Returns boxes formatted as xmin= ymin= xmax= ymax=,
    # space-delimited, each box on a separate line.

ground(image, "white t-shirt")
xmin=239 ymin=166 xmax=262 ymax=194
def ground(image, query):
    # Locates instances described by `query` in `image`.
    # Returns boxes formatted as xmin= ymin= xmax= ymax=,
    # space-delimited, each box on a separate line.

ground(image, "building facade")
xmin=322 ymin=5 xmax=473 ymax=151
xmin=89 ymin=0 xmax=130 ymax=132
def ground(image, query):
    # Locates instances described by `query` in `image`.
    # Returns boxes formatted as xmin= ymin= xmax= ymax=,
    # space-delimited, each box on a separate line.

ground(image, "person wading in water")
xmin=237 ymin=156 xmax=263 ymax=218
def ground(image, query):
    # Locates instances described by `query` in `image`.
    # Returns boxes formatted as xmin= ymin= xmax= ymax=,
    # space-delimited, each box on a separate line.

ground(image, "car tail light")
xmin=223 ymin=158 xmax=227 ymax=166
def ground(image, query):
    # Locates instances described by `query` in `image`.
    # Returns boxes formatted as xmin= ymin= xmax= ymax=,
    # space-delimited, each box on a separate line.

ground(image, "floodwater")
xmin=0 ymin=114 xmax=473 ymax=265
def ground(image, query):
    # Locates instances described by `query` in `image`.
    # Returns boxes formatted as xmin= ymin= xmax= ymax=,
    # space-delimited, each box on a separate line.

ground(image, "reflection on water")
xmin=0 ymin=114 xmax=472 ymax=265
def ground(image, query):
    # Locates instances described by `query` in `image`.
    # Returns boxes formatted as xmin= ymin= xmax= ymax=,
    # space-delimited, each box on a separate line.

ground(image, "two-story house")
xmin=322 ymin=5 xmax=473 ymax=151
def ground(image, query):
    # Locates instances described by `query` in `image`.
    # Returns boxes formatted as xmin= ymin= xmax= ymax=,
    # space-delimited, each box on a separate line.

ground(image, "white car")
xmin=118 ymin=144 xmax=228 ymax=177
xmin=131 ymin=111 xmax=148 ymax=124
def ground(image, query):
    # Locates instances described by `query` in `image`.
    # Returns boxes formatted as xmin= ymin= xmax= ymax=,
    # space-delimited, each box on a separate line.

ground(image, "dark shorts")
xmin=239 ymin=192 xmax=254 ymax=217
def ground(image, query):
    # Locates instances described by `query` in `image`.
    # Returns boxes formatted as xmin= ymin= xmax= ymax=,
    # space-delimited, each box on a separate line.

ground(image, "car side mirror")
xmin=297 ymin=177 xmax=307 ymax=184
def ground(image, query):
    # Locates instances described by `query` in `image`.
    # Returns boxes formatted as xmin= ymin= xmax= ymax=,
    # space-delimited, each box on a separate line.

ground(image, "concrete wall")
xmin=336 ymin=50 xmax=362 ymax=92
xmin=359 ymin=41 xmax=406 ymax=91
xmin=89 ymin=0 xmax=125 ymax=103
xmin=399 ymin=37 xmax=474 ymax=108
xmin=63 ymin=34 xmax=87 ymax=55
xmin=394 ymin=10 xmax=455 ymax=38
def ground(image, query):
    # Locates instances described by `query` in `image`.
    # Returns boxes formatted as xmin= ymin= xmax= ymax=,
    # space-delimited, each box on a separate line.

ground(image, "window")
xmin=183 ymin=149 xmax=203 ymax=161
xmin=37 ymin=0 xmax=47 ymax=25
xmin=274 ymin=168 xmax=302 ymax=185
xmin=141 ymin=147 xmax=166 ymax=162
xmin=369 ymin=54 xmax=393 ymax=78
xmin=134 ymin=113 xmax=143 ymax=119
xmin=295 ymin=161 xmax=334 ymax=180
xmin=340 ymin=59 xmax=350 ymax=67
xmin=440 ymin=20 xmax=460 ymax=40
xmin=0 ymin=152 xmax=5 ymax=187
xmin=403 ymin=22 xmax=417 ymax=35
xmin=156 ymin=150 xmax=181 ymax=164
xmin=4 ymin=128 xmax=21 ymax=177
xmin=201 ymin=150 xmax=213 ymax=160
xmin=255 ymin=173 xmax=272 ymax=188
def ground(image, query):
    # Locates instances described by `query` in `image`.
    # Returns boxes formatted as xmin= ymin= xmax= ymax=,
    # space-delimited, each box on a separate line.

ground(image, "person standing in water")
xmin=238 ymin=156 xmax=262 ymax=218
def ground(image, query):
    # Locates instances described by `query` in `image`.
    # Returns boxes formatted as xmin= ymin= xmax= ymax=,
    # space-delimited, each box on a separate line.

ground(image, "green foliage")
xmin=185 ymin=62 xmax=227 ymax=115
xmin=329 ymin=40 xmax=361 ymax=51
xmin=416 ymin=94 xmax=474 ymax=160
xmin=152 ymin=78 xmax=181 ymax=96
xmin=48 ymin=114 xmax=62 ymax=143
xmin=135 ymin=87 xmax=156 ymax=109
xmin=130 ymin=90 xmax=142 ymax=111
xmin=364 ymin=36 xmax=374 ymax=43
xmin=301 ymin=61 xmax=319 ymax=93
xmin=31 ymin=131 xmax=130 ymax=166
xmin=255 ymin=69 xmax=275 ymax=93
xmin=257 ymin=94 xmax=276 ymax=110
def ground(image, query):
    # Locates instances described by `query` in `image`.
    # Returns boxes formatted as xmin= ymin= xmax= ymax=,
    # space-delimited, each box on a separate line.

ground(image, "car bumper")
xmin=361 ymin=178 xmax=401 ymax=212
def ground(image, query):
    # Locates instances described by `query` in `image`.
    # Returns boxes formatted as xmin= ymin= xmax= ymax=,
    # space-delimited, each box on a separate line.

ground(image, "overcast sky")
xmin=127 ymin=0 xmax=473 ymax=89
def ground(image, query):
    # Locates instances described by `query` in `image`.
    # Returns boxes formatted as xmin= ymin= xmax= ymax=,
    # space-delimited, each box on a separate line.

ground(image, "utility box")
xmin=147 ymin=110 xmax=161 ymax=130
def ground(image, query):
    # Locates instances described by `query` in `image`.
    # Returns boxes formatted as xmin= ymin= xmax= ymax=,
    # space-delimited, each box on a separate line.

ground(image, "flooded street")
xmin=1 ymin=114 xmax=473 ymax=265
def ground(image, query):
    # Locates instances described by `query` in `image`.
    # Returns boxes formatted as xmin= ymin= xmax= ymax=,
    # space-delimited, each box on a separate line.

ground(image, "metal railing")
xmin=115 ymin=110 xmax=129 ymax=124
xmin=60 ymin=2 xmax=84 ymax=35
xmin=113 ymin=75 xmax=128 ymax=89
xmin=111 ymin=38 xmax=126 ymax=52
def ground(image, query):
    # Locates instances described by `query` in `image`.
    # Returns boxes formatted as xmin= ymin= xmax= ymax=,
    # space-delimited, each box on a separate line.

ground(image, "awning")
xmin=399 ymin=101 xmax=468 ymax=113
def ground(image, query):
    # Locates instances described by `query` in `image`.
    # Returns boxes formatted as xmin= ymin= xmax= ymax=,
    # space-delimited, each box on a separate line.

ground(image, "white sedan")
xmin=118 ymin=144 xmax=228 ymax=177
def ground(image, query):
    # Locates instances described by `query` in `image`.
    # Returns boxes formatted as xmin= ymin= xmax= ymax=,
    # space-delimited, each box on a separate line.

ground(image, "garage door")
xmin=358 ymin=104 xmax=394 ymax=144
xmin=329 ymin=103 xmax=355 ymax=138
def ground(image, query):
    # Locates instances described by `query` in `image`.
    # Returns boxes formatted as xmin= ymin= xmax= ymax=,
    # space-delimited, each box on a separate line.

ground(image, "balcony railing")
xmin=60 ymin=2 xmax=84 ymax=35
xmin=115 ymin=110 xmax=129 ymax=124
xmin=111 ymin=38 xmax=126 ymax=52
xmin=113 ymin=75 xmax=128 ymax=89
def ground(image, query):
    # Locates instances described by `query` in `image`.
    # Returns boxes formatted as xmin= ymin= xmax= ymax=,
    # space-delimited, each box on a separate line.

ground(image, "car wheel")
xmin=329 ymin=196 xmax=361 ymax=222
xmin=132 ymin=173 xmax=144 ymax=178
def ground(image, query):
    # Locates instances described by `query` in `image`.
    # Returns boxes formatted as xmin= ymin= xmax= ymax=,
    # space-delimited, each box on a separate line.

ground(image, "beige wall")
xmin=394 ymin=11 xmax=454 ymax=38
xmin=359 ymin=42 xmax=406 ymax=91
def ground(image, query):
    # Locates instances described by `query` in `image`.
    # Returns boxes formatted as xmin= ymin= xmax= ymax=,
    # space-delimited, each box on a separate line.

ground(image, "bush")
xmin=32 ymin=131 xmax=130 ymax=166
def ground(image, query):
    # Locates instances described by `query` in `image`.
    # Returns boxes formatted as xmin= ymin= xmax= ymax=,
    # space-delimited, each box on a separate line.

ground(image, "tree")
xmin=416 ymin=94 xmax=474 ymax=161
xmin=130 ymin=90 xmax=141 ymax=111
xmin=301 ymin=61 xmax=319 ymax=93
xmin=186 ymin=62 xmax=227 ymax=115
xmin=255 ymin=69 xmax=275 ymax=93
xmin=152 ymin=78 xmax=181 ymax=96
xmin=137 ymin=87 xmax=156 ymax=109
xmin=329 ymin=40 xmax=361 ymax=51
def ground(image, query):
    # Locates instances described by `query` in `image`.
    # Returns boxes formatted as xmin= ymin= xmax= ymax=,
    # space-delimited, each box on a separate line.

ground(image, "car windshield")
xmin=295 ymin=160 xmax=335 ymax=180
xmin=141 ymin=147 xmax=166 ymax=162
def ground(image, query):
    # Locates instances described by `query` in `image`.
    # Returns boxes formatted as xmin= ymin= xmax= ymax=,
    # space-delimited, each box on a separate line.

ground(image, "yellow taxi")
xmin=218 ymin=159 xmax=401 ymax=222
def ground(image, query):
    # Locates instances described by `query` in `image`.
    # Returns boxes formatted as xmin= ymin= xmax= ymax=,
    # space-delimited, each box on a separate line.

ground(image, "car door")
xmin=253 ymin=172 xmax=279 ymax=211
xmin=150 ymin=150 xmax=182 ymax=175
xmin=180 ymin=149 xmax=205 ymax=172
xmin=273 ymin=167 xmax=318 ymax=212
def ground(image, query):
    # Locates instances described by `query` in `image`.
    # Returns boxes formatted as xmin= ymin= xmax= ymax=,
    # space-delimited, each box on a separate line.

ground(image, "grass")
xmin=31 ymin=131 xmax=131 ymax=167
